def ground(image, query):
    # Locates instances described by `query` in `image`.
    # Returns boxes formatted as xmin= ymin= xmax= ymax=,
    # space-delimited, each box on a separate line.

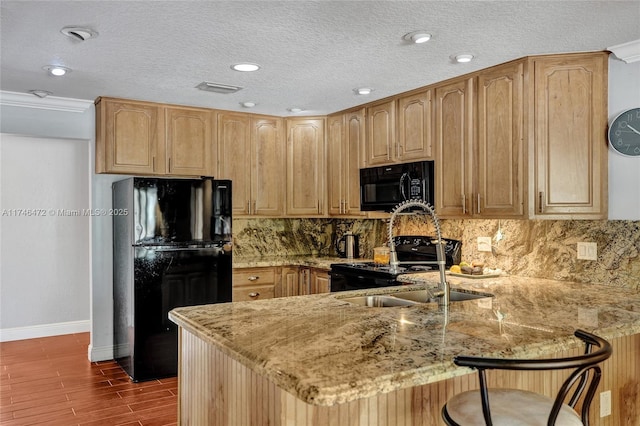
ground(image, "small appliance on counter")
xmin=329 ymin=235 xmax=461 ymax=292
xmin=335 ymin=232 xmax=360 ymax=259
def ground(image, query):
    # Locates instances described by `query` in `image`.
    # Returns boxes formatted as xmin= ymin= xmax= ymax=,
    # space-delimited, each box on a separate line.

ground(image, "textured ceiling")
xmin=1 ymin=1 xmax=639 ymax=116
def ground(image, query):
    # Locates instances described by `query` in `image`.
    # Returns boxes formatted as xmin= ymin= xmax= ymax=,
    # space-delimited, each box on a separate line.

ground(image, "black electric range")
xmin=329 ymin=235 xmax=462 ymax=292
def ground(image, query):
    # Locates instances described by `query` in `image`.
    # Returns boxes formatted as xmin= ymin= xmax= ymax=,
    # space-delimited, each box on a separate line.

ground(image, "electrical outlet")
xmin=477 ymin=237 xmax=492 ymax=252
xmin=600 ymin=390 xmax=611 ymax=417
xmin=577 ymin=242 xmax=597 ymax=260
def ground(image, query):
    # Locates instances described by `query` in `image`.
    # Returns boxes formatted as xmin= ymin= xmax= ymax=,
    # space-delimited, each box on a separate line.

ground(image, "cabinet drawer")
xmin=232 ymin=285 xmax=275 ymax=302
xmin=233 ymin=267 xmax=277 ymax=286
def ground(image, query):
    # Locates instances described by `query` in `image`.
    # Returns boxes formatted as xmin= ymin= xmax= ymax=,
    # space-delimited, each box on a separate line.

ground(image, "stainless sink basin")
xmin=392 ymin=289 xmax=493 ymax=303
xmin=339 ymin=289 xmax=493 ymax=307
xmin=340 ymin=295 xmax=419 ymax=307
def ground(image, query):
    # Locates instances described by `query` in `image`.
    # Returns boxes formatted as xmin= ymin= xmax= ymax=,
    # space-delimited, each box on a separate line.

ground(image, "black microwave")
xmin=360 ymin=160 xmax=434 ymax=212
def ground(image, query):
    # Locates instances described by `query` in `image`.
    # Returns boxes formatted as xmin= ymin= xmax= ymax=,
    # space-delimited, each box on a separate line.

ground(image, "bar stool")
xmin=442 ymin=330 xmax=612 ymax=426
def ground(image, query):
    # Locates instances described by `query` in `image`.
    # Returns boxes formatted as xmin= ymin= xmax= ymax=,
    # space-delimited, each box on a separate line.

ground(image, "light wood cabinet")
xmin=299 ymin=267 xmax=331 ymax=294
xmin=435 ymin=61 xmax=526 ymax=219
xmin=434 ymin=77 xmax=474 ymax=217
xmin=232 ymin=267 xmax=280 ymax=302
xmin=309 ymin=268 xmax=331 ymax=294
xmin=476 ymin=60 xmax=526 ymax=217
xmin=397 ymin=90 xmax=433 ymax=161
xmin=365 ymin=100 xmax=396 ymax=166
xmin=364 ymin=93 xmax=432 ymax=168
xmin=165 ymin=106 xmax=214 ymax=176
xmin=96 ymin=97 xmax=214 ymax=176
xmin=327 ymin=109 xmax=365 ymax=216
xmin=286 ymin=118 xmax=326 ymax=216
xmin=96 ymin=98 xmax=164 ymax=175
xmin=234 ymin=266 xmax=330 ymax=300
xmin=217 ymin=113 xmax=284 ymax=216
xmin=278 ymin=266 xmax=303 ymax=297
xmin=530 ymin=52 xmax=608 ymax=219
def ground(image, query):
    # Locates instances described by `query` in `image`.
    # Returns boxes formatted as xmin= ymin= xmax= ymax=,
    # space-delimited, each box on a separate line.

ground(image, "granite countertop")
xmin=169 ymin=273 xmax=640 ymax=406
xmin=232 ymin=255 xmax=364 ymax=270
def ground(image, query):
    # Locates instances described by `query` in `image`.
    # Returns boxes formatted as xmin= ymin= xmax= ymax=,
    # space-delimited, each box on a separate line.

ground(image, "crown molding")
xmin=0 ymin=91 xmax=93 ymax=113
xmin=607 ymin=39 xmax=640 ymax=64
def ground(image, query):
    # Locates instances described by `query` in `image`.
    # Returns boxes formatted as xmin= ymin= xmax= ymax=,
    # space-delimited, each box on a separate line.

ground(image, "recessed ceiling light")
xmin=454 ymin=54 xmax=474 ymax=63
xmin=354 ymin=87 xmax=374 ymax=95
xmin=403 ymin=31 xmax=432 ymax=44
xmin=231 ymin=63 xmax=261 ymax=72
xmin=287 ymin=107 xmax=304 ymax=113
xmin=241 ymin=101 xmax=256 ymax=108
xmin=43 ymin=65 xmax=71 ymax=76
xmin=60 ymin=26 xmax=98 ymax=41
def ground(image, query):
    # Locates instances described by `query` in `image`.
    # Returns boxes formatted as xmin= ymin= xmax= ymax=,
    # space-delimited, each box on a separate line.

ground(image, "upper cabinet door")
xmin=532 ymin=53 xmax=608 ymax=218
xmin=286 ymin=118 xmax=326 ymax=216
xmin=217 ymin=112 xmax=252 ymax=215
xmin=397 ymin=90 xmax=433 ymax=161
xmin=365 ymin=100 xmax=396 ymax=166
xmin=327 ymin=109 xmax=365 ymax=216
xmin=476 ymin=61 xmax=526 ymax=218
xmin=252 ymin=117 xmax=285 ymax=216
xmin=97 ymin=98 xmax=164 ymax=175
xmin=345 ymin=109 xmax=366 ymax=215
xmin=327 ymin=113 xmax=345 ymax=215
xmin=165 ymin=107 xmax=213 ymax=176
xmin=435 ymin=78 xmax=474 ymax=217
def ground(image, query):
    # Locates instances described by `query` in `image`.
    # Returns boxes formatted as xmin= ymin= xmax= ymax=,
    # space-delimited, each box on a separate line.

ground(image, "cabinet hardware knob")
xmin=477 ymin=193 xmax=481 ymax=214
xmin=461 ymin=194 xmax=466 ymax=215
xmin=248 ymin=292 xmax=260 ymax=298
xmin=248 ymin=276 xmax=259 ymax=281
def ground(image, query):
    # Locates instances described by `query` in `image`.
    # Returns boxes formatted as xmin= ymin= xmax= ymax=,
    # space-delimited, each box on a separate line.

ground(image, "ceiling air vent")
xmin=196 ymin=81 xmax=243 ymax=94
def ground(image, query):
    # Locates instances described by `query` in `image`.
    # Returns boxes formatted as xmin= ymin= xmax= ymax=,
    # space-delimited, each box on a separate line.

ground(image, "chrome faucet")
xmin=387 ymin=199 xmax=450 ymax=306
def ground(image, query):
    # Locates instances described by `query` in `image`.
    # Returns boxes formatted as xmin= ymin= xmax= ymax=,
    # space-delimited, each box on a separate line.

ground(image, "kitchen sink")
xmin=340 ymin=295 xmax=419 ymax=307
xmin=392 ymin=289 xmax=493 ymax=303
xmin=339 ymin=288 xmax=492 ymax=307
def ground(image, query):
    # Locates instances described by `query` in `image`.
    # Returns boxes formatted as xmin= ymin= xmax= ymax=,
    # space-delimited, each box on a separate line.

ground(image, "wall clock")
xmin=608 ymin=107 xmax=640 ymax=156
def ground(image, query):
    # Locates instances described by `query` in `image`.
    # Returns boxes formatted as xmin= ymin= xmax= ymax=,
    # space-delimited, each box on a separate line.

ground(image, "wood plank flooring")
xmin=0 ymin=333 xmax=177 ymax=426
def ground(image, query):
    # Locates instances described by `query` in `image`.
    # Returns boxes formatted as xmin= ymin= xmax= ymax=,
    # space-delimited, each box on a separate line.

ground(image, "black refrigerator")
xmin=112 ymin=177 xmax=232 ymax=381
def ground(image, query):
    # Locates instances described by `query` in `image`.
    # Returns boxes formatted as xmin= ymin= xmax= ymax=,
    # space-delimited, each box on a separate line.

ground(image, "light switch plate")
xmin=577 ymin=242 xmax=597 ymax=260
xmin=477 ymin=237 xmax=492 ymax=252
xmin=600 ymin=390 xmax=611 ymax=417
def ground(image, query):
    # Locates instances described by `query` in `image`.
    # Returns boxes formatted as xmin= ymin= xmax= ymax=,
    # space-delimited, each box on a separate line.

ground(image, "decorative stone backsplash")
xmin=233 ymin=218 xmax=639 ymax=290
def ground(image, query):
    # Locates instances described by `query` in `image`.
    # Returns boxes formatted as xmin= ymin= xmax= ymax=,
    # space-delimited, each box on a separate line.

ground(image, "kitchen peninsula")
xmin=169 ymin=274 xmax=640 ymax=425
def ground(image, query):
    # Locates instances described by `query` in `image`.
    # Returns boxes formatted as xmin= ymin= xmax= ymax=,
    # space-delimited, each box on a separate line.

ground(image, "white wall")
xmin=0 ymin=134 xmax=90 ymax=337
xmin=608 ymin=58 xmax=640 ymax=220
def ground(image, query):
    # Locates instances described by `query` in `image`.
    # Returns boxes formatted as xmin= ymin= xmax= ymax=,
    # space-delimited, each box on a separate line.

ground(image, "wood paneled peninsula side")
xmin=169 ymin=275 xmax=640 ymax=425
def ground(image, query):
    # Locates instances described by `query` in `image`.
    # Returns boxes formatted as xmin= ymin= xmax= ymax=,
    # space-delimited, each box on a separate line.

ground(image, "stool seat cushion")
xmin=444 ymin=388 xmax=583 ymax=426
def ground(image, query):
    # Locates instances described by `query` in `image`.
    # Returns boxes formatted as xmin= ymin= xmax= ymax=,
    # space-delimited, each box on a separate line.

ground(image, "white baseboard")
xmin=0 ymin=319 xmax=90 ymax=342
xmin=88 ymin=343 xmax=114 ymax=362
